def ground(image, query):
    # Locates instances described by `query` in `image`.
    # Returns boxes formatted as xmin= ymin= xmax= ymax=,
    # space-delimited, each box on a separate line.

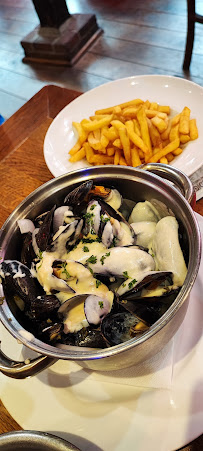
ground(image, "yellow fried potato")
xmin=114 ymin=148 xmax=122 ymax=165
xmin=72 ymin=122 xmax=87 ymax=145
xmin=151 ymin=116 xmax=167 ymax=133
xmin=69 ymin=147 xmax=86 ymax=163
xmin=119 ymin=155 xmax=128 ymax=166
xmin=158 ymin=105 xmax=170 ymax=114
xmin=91 ymin=155 xmax=114 ymax=164
xmin=111 ymin=119 xmax=126 ymax=130
xmin=179 ymin=107 xmax=190 ymax=134
xmin=160 ymin=157 xmax=168 ymax=164
xmin=82 ymin=115 xmax=113 ymax=131
xmin=189 ymin=119 xmax=198 ymax=140
xmin=122 ymin=107 xmax=139 ymax=117
xmin=95 ymin=98 xmax=144 ymax=115
xmin=137 ymin=107 xmax=152 ymax=153
xmin=169 ymin=124 xmax=179 ymax=142
xmin=131 ymin=146 xmax=141 ymax=167
xmin=68 ymin=98 xmax=198 ymax=169
xmin=150 ymin=102 xmax=158 ymax=110
xmin=113 ymin=138 xmax=122 ymax=149
xmin=147 ymin=138 xmax=180 ymax=163
xmin=84 ymin=142 xmax=95 ymax=163
xmin=119 ymin=128 xmax=131 ymax=166
xmin=106 ymin=147 xmax=115 ymax=156
xmin=173 ymin=147 xmax=183 ymax=156
xmin=69 ymin=141 xmax=81 ymax=156
xmin=180 ymin=134 xmax=190 ymax=144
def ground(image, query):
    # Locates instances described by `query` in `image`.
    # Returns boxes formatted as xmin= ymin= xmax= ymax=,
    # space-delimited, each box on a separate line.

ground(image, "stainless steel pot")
xmin=0 ymin=164 xmax=201 ymax=379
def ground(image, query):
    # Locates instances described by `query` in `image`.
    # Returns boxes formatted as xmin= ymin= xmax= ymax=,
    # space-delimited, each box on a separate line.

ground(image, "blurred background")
xmin=0 ymin=0 xmax=203 ymax=120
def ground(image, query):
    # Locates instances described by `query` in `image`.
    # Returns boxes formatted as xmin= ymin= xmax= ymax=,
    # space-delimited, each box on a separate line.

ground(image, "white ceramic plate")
xmin=1 ymin=213 xmax=203 ymax=451
xmin=44 ymin=75 xmax=203 ymax=177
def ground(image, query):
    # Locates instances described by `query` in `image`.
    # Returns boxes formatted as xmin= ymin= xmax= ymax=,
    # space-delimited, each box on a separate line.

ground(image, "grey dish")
xmin=0 ymin=430 xmax=80 ymax=451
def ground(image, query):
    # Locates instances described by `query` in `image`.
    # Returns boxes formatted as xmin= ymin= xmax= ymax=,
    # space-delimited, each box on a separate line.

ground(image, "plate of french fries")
xmin=44 ymin=75 xmax=203 ymax=177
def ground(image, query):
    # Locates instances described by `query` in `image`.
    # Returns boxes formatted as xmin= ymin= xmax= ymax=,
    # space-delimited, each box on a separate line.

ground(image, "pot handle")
xmin=141 ymin=163 xmax=195 ymax=206
xmin=0 ymin=343 xmax=57 ymax=379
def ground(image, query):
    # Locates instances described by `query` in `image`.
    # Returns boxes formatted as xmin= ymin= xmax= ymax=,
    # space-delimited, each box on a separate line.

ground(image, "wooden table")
xmin=0 ymin=85 xmax=202 ymax=450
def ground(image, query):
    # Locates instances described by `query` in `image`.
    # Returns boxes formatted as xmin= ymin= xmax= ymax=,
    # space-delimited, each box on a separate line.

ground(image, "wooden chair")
xmin=183 ymin=0 xmax=203 ymax=70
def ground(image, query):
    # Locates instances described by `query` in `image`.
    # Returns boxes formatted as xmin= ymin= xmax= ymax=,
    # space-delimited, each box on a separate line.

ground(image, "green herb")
xmin=98 ymin=301 xmax=104 ymax=309
xmin=123 ymin=271 xmax=129 ymax=279
xmin=61 ymin=262 xmax=71 ymax=279
xmin=37 ymin=249 xmax=43 ymax=260
xmin=128 ymin=279 xmax=137 ymax=289
xmin=122 ymin=283 xmax=126 ymax=288
xmin=90 ymin=204 xmax=96 ymax=210
xmin=151 ymin=253 xmax=155 ymax=258
xmin=88 ymin=266 xmax=94 ymax=275
xmin=96 ymin=280 xmax=102 ymax=288
xmin=83 ymin=246 xmax=89 ymax=252
xmin=82 ymin=237 xmax=101 ymax=244
xmin=86 ymin=255 xmax=97 ymax=264
xmin=100 ymin=252 xmax=110 ymax=265
xmin=101 ymin=214 xmax=110 ymax=224
xmin=83 ymin=212 xmax=95 ymax=230
xmin=110 ymin=236 xmax=117 ymax=248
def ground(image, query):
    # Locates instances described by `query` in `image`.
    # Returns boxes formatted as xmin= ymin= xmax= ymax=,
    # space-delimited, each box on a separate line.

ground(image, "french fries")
xmin=68 ymin=99 xmax=198 ymax=167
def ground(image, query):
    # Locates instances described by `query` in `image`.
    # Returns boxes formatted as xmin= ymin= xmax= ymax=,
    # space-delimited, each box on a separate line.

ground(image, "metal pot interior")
xmin=0 ymin=166 xmax=201 ymax=360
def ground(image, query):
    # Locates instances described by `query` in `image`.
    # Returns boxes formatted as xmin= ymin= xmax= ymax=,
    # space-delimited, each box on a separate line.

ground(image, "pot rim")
xmin=0 ymin=165 xmax=201 ymax=360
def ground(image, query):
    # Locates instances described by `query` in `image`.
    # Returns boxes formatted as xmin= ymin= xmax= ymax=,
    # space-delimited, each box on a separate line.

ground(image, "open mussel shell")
xmin=101 ymin=312 xmax=149 ymax=346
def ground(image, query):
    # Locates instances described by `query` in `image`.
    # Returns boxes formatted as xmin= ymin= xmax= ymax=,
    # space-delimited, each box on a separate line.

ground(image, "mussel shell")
xmin=64 ymin=180 xmax=93 ymax=213
xmin=35 ymin=205 xmax=56 ymax=251
xmin=119 ymin=271 xmax=173 ymax=299
xmin=0 ymin=260 xmax=40 ymax=305
xmin=37 ymin=322 xmax=63 ymax=343
xmin=26 ymin=295 xmax=61 ymax=321
xmin=101 ymin=312 xmax=148 ymax=346
xmin=74 ymin=327 xmax=108 ymax=348
xmin=21 ymin=231 xmax=36 ymax=268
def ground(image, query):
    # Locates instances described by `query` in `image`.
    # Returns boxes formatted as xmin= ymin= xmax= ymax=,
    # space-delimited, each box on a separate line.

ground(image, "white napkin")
xmin=49 ymin=339 xmax=174 ymax=390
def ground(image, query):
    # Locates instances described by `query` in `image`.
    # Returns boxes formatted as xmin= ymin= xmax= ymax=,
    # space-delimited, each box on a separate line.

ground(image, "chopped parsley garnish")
xmin=82 ymin=237 xmax=101 ymax=244
xmin=101 ymin=214 xmax=110 ymax=224
xmin=37 ymin=249 xmax=43 ymax=260
xmin=123 ymin=271 xmax=129 ymax=279
xmin=88 ymin=266 xmax=94 ymax=275
xmin=110 ymin=236 xmax=117 ymax=248
xmin=151 ymin=253 xmax=155 ymax=258
xmin=83 ymin=246 xmax=89 ymax=252
xmin=86 ymin=255 xmax=97 ymax=264
xmin=128 ymin=279 xmax=137 ymax=289
xmin=96 ymin=279 xmax=102 ymax=288
xmin=98 ymin=301 xmax=104 ymax=309
xmin=90 ymin=204 xmax=96 ymax=210
xmin=61 ymin=262 xmax=71 ymax=279
xmin=122 ymin=283 xmax=126 ymax=288
xmin=100 ymin=252 xmax=110 ymax=265
xmin=83 ymin=212 xmax=94 ymax=229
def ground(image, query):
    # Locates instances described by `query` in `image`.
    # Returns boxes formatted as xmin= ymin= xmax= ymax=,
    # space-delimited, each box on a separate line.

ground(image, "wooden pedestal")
xmin=21 ymin=14 xmax=102 ymax=66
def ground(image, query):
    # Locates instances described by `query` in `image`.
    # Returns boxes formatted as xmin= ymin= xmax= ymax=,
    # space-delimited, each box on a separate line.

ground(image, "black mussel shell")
xmin=120 ymin=271 xmax=173 ymax=300
xmin=35 ymin=205 xmax=56 ymax=251
xmin=0 ymin=260 xmax=40 ymax=305
xmin=37 ymin=322 xmax=63 ymax=344
xmin=64 ymin=180 xmax=94 ymax=213
xmin=101 ymin=312 xmax=149 ymax=346
xmin=21 ymin=232 xmax=36 ymax=268
xmin=26 ymin=295 xmax=61 ymax=321
xmin=74 ymin=327 xmax=108 ymax=348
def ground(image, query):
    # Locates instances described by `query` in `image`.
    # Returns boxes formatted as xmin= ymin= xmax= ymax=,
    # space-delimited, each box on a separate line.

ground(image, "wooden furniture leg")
xmin=183 ymin=0 xmax=203 ymax=70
